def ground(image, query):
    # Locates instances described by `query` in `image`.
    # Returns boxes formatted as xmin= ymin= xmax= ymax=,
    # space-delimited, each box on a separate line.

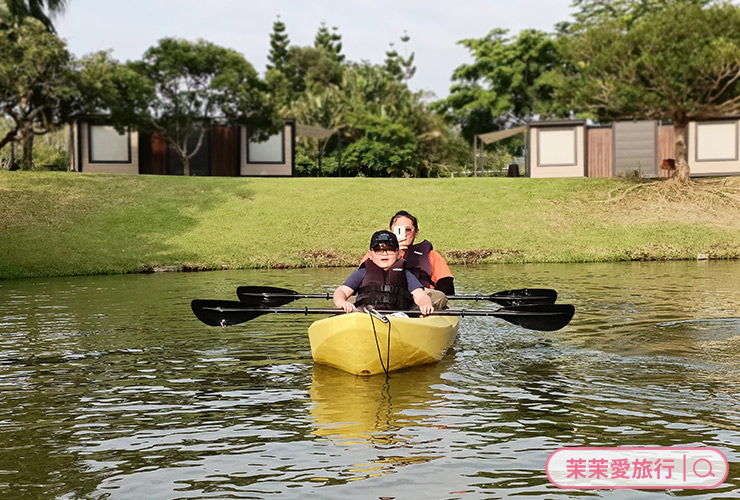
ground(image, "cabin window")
xmin=696 ymin=121 xmax=738 ymax=162
xmin=537 ymin=128 xmax=577 ymax=166
xmin=247 ymin=129 xmax=285 ymax=164
xmin=88 ymin=125 xmax=131 ymax=163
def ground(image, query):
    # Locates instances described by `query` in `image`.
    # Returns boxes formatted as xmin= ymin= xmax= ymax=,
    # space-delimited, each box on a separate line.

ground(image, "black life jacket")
xmin=356 ymin=258 xmax=413 ymax=310
xmin=404 ymin=240 xmax=434 ymax=288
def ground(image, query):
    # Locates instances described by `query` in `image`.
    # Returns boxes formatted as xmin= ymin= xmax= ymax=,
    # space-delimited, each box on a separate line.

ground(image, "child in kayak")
xmin=359 ymin=210 xmax=454 ymax=309
xmin=333 ymin=230 xmax=434 ymax=316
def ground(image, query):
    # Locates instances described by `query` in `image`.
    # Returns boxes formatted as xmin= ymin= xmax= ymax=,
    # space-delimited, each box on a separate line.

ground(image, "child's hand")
xmin=337 ymin=301 xmax=356 ymax=314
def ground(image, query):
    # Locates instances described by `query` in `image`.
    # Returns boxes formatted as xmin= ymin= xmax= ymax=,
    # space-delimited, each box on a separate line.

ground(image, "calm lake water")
xmin=1 ymin=261 xmax=740 ymax=499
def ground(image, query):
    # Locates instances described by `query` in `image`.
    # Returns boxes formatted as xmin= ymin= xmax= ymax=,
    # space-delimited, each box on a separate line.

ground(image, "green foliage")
xmin=284 ymin=45 xmax=344 ymax=97
xmin=133 ymin=37 xmax=280 ymax=175
xmin=74 ymin=51 xmax=154 ymax=132
xmin=384 ymin=31 xmax=416 ymax=81
xmin=260 ymin=21 xmax=466 ymax=177
xmin=0 ymin=18 xmax=77 ymax=169
xmin=560 ymin=2 xmax=740 ymax=123
xmin=0 ymin=118 xmax=68 ymax=170
xmin=0 ymin=0 xmax=67 ymax=32
xmin=433 ymin=29 xmax=567 ymax=143
xmin=267 ymin=16 xmax=290 ymax=72
xmin=314 ymin=21 xmax=344 ymax=64
xmin=339 ymin=63 xmax=461 ymax=176
xmin=294 ymin=146 xmax=341 ymax=176
xmin=28 ymin=126 xmax=68 ymax=169
xmin=342 ymin=132 xmax=417 ymax=177
xmin=568 ymin=0 xmax=712 ymax=31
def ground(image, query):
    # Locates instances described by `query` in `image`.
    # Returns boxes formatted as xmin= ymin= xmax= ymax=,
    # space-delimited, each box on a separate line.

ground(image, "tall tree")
xmin=0 ymin=19 xmax=76 ymax=169
xmin=134 ymin=38 xmax=279 ymax=175
xmin=560 ymin=1 xmax=740 ymax=182
xmin=384 ymin=31 xmax=416 ymax=82
xmin=73 ymin=50 xmax=154 ymax=131
xmin=338 ymin=63 xmax=454 ymax=177
xmin=283 ymin=45 xmax=343 ymax=96
xmin=434 ymin=28 xmax=566 ymax=142
xmin=314 ymin=21 xmax=344 ymax=64
xmin=569 ymin=0 xmax=711 ymax=30
xmin=0 ymin=0 xmax=67 ymax=32
xmin=266 ymin=15 xmax=290 ymax=72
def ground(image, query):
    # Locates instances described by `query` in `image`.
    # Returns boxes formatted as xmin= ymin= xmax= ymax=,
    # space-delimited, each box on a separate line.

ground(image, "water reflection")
xmin=307 ymin=360 xmax=454 ymax=481
xmin=2 ymin=262 xmax=740 ymax=499
xmin=309 ymin=360 xmax=450 ymax=443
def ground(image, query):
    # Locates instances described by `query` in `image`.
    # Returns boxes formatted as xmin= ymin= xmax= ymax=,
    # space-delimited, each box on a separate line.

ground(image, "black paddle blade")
xmin=236 ymin=286 xmax=300 ymax=307
xmin=493 ymin=304 xmax=574 ymax=331
xmin=191 ymin=299 xmax=270 ymax=327
xmin=488 ymin=288 xmax=558 ymax=307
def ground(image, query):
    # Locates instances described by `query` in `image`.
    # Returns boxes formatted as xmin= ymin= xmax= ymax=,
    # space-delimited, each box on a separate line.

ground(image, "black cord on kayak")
xmin=368 ymin=311 xmax=390 ymax=378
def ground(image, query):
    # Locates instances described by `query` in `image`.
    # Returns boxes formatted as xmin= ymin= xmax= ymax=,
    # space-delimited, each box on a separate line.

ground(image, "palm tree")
xmin=0 ymin=0 xmax=67 ymax=32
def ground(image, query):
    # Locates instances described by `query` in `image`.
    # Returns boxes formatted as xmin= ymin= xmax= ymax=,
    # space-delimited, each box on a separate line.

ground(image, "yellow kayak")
xmin=307 ymin=311 xmax=458 ymax=376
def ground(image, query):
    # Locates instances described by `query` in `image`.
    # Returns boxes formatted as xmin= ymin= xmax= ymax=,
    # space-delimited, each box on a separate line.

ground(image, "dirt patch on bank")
xmin=597 ymin=177 xmax=740 ymax=225
xmin=298 ymin=249 xmax=356 ymax=267
xmin=445 ymin=248 xmax=523 ymax=265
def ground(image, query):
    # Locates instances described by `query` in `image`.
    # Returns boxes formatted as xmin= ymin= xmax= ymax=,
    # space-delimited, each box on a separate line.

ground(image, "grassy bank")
xmin=2 ymin=170 xmax=740 ymax=279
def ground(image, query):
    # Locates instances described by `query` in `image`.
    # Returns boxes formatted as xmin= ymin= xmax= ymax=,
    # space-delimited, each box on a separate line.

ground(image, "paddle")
xmin=235 ymin=285 xmax=558 ymax=308
xmin=191 ymin=299 xmax=575 ymax=332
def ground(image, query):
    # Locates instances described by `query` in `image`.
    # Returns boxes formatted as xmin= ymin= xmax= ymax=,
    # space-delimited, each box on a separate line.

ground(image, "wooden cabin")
xmin=69 ymin=119 xmax=296 ymax=176
xmin=525 ymin=117 xmax=740 ymax=178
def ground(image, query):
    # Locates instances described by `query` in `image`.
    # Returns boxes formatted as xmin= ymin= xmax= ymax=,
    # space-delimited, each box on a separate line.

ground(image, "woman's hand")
xmin=419 ymin=304 xmax=434 ymax=317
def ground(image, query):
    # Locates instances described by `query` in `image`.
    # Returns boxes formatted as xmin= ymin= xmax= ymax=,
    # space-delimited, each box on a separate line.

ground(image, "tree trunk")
xmin=22 ymin=133 xmax=34 ymax=170
xmin=182 ymin=128 xmax=207 ymax=176
xmin=674 ymin=121 xmax=690 ymax=183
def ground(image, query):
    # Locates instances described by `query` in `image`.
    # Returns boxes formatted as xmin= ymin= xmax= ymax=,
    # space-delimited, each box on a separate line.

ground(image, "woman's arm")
xmin=435 ymin=276 xmax=455 ymax=295
xmin=411 ymin=288 xmax=434 ymax=316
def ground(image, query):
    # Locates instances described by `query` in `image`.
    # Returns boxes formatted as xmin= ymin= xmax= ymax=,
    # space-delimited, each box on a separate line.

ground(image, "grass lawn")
xmin=2 ymin=170 xmax=740 ymax=279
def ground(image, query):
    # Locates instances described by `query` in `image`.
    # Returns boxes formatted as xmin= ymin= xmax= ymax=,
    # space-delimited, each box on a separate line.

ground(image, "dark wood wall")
xmin=138 ymin=126 xmax=239 ymax=176
xmin=139 ymin=131 xmax=168 ymax=175
xmin=210 ymin=126 xmax=238 ymax=176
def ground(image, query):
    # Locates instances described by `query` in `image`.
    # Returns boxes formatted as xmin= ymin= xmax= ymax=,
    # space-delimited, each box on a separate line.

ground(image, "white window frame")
xmin=537 ymin=128 xmax=577 ymax=167
xmin=88 ymin=124 xmax=131 ymax=163
xmin=247 ymin=129 xmax=285 ymax=164
xmin=695 ymin=121 xmax=738 ymax=162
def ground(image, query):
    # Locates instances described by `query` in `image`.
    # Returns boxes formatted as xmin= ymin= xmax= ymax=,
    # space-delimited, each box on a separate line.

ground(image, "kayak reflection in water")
xmin=360 ymin=210 xmax=455 ymax=310
xmin=333 ymin=230 xmax=434 ymax=316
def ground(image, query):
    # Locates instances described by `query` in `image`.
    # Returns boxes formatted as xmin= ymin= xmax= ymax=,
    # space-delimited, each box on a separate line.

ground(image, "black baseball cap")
xmin=369 ymin=230 xmax=399 ymax=250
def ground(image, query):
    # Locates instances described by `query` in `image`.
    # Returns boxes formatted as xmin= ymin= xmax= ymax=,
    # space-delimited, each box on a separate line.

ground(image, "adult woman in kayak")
xmin=361 ymin=210 xmax=454 ymax=309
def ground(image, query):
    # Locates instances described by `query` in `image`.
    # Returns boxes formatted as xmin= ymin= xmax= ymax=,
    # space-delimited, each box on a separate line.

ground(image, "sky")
xmin=55 ymin=0 xmax=576 ymax=100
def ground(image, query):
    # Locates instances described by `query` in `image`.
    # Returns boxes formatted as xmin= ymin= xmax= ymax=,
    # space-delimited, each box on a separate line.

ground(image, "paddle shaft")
xmin=236 ymin=286 xmax=558 ymax=307
xmin=201 ymin=305 xmax=558 ymax=318
xmin=191 ymin=299 xmax=574 ymax=331
xmin=237 ymin=292 xmax=549 ymax=301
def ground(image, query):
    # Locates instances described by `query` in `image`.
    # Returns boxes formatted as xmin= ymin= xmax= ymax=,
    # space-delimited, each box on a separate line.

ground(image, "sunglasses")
xmin=371 ymin=247 xmax=397 ymax=255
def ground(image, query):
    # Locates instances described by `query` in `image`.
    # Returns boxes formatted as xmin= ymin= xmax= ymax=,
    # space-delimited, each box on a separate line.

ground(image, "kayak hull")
xmin=307 ymin=312 xmax=458 ymax=376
